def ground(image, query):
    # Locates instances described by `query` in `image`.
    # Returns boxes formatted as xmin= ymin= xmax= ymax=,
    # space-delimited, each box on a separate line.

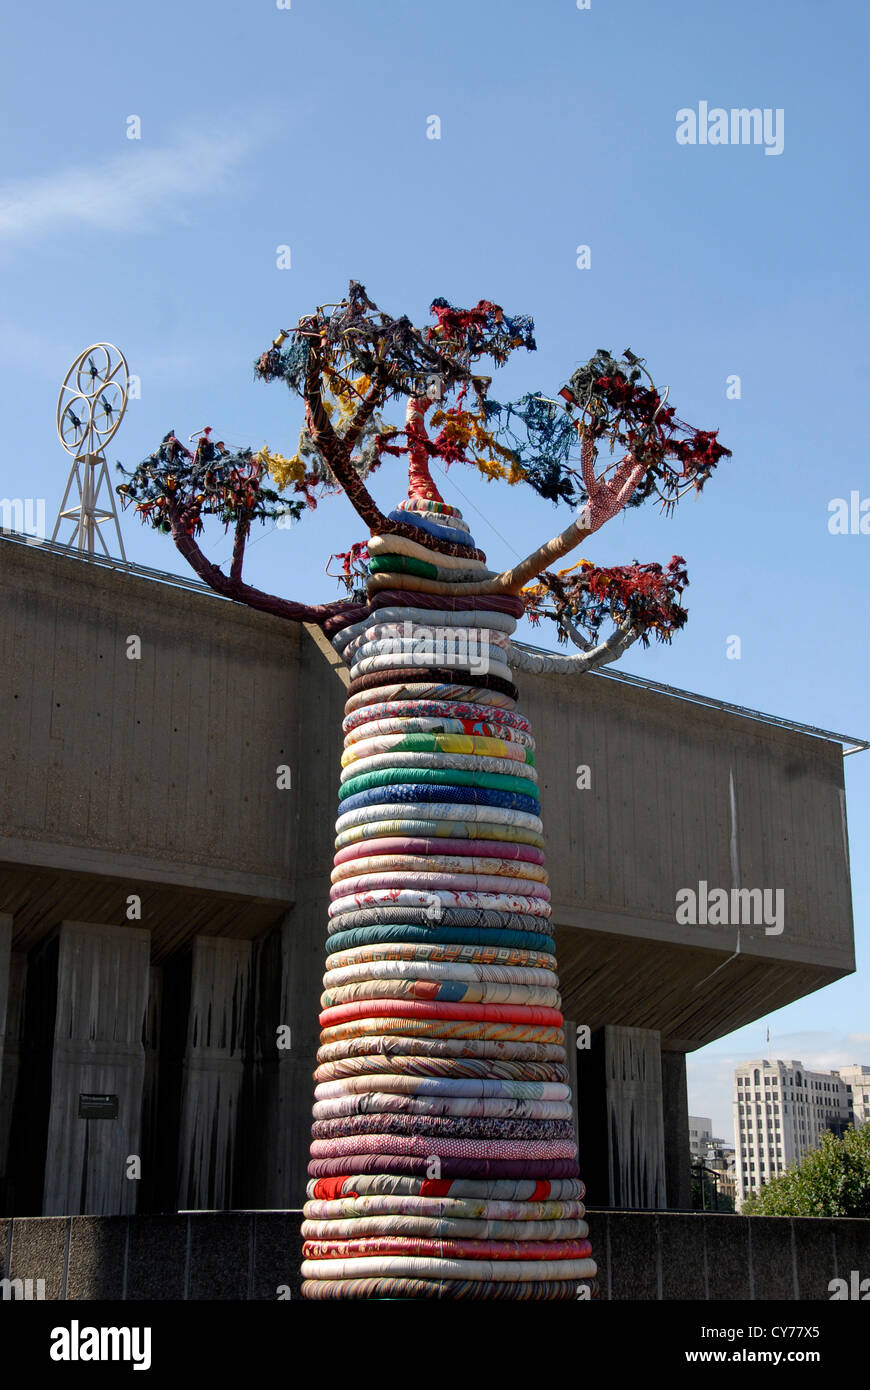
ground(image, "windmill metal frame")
xmin=53 ymin=342 xmax=130 ymax=563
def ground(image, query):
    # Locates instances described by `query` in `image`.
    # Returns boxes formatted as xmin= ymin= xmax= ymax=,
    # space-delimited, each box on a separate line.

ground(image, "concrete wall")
xmin=2 ymin=1211 xmax=867 ymax=1301
xmin=0 ymin=540 xmax=857 ymax=1215
xmin=0 ymin=542 xmax=301 ymax=950
xmin=519 ymin=667 xmax=855 ymax=1047
xmin=523 ymin=664 xmax=855 ymax=966
xmin=1 ymin=539 xmax=853 ymax=1038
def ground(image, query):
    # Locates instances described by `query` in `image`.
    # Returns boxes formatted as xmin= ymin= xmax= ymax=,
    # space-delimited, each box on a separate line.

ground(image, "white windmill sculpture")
xmin=53 ymin=342 xmax=130 ymax=562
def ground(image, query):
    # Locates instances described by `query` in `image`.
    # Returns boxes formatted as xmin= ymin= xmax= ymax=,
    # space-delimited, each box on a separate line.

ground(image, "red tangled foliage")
xmin=427 ymin=298 xmax=537 ymax=368
xmin=561 ymin=354 xmax=731 ymax=509
xmin=525 ymin=556 xmax=690 ymax=647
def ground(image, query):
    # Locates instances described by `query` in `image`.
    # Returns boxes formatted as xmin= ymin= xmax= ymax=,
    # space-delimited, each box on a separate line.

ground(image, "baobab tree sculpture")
xmin=118 ymin=282 xmax=729 ymax=1300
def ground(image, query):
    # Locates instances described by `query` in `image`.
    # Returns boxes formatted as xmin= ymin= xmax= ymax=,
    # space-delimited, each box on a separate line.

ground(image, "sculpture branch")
xmin=163 ymin=496 xmax=354 ymax=626
xmin=508 ymin=618 xmax=640 ymax=674
xmin=343 ymin=366 xmax=389 ymax=453
xmin=490 ymin=437 xmax=645 ymax=595
xmin=406 ymin=396 xmax=443 ymax=503
xmin=230 ymin=516 xmax=248 ymax=584
xmin=303 ymin=339 xmax=387 ymax=533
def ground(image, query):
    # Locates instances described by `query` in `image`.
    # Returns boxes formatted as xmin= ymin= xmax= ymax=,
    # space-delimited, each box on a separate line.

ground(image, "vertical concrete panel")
xmin=0 ymin=915 xmax=10 ymax=1095
xmin=0 ymin=949 xmax=26 ymax=1202
xmin=139 ymin=966 xmax=162 ymax=1211
xmin=0 ymin=916 xmax=12 ymax=1206
xmin=661 ymin=1050 xmax=691 ymax=1209
xmin=177 ymin=937 xmax=251 ymax=1211
xmin=605 ymin=1025 xmax=667 ymax=1209
xmin=271 ymin=908 xmax=328 ymax=1206
xmin=7 ymin=934 xmax=58 ymax=1214
xmin=573 ymin=1025 xmax=608 ymax=1207
xmin=238 ymin=921 xmax=283 ymax=1206
xmin=42 ymin=921 xmax=150 ymax=1216
xmin=574 ymin=1024 xmax=667 ymax=1210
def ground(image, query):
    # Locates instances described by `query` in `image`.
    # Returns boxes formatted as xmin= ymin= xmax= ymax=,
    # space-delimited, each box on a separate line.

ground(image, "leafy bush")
xmin=741 ymin=1124 xmax=870 ymax=1216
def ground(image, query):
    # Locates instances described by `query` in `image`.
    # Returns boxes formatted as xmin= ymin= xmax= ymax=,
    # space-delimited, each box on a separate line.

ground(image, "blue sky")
xmin=1 ymin=0 xmax=867 ymax=1139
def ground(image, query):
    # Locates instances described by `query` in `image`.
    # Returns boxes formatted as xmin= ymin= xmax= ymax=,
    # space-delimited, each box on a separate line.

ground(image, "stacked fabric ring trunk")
xmin=301 ymin=498 xmax=596 ymax=1300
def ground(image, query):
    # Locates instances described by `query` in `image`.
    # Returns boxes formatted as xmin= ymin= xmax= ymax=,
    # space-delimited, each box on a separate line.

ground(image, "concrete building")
xmin=0 ymin=536 xmax=861 ymax=1220
xmin=689 ymin=1116 xmax=713 ymax=1157
xmin=690 ymin=1120 xmax=736 ymax=1207
xmin=834 ymin=1064 xmax=870 ymax=1129
xmin=733 ymin=1059 xmax=860 ymax=1203
xmin=700 ymin=1140 xmax=737 ymax=1207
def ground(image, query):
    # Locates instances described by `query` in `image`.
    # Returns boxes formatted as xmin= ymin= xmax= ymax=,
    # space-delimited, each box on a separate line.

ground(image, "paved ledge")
xmin=2 ymin=1211 xmax=868 ymax=1301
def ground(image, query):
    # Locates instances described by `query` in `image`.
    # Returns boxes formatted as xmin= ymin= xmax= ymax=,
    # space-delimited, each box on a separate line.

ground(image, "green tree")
xmin=741 ymin=1125 xmax=870 ymax=1216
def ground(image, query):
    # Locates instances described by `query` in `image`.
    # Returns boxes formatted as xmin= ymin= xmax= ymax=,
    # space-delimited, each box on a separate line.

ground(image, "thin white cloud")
xmin=0 ymin=130 xmax=252 ymax=244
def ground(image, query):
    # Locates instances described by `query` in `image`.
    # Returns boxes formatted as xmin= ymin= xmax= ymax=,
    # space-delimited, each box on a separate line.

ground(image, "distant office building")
xmin=833 ymin=1064 xmax=870 ymax=1129
xmin=733 ymin=1059 xmax=856 ymax=1203
xmin=704 ymin=1143 xmax=737 ymax=1206
xmin=691 ymin=1130 xmax=737 ymax=1207
xmin=689 ymin=1116 xmax=737 ymax=1204
xmin=689 ymin=1116 xmax=713 ymax=1157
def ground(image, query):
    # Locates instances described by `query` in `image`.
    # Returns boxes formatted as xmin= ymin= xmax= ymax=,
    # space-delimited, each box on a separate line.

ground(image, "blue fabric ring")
xmin=337 ymin=784 xmax=542 ymax=817
xmin=387 ymin=509 xmax=478 ymax=551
